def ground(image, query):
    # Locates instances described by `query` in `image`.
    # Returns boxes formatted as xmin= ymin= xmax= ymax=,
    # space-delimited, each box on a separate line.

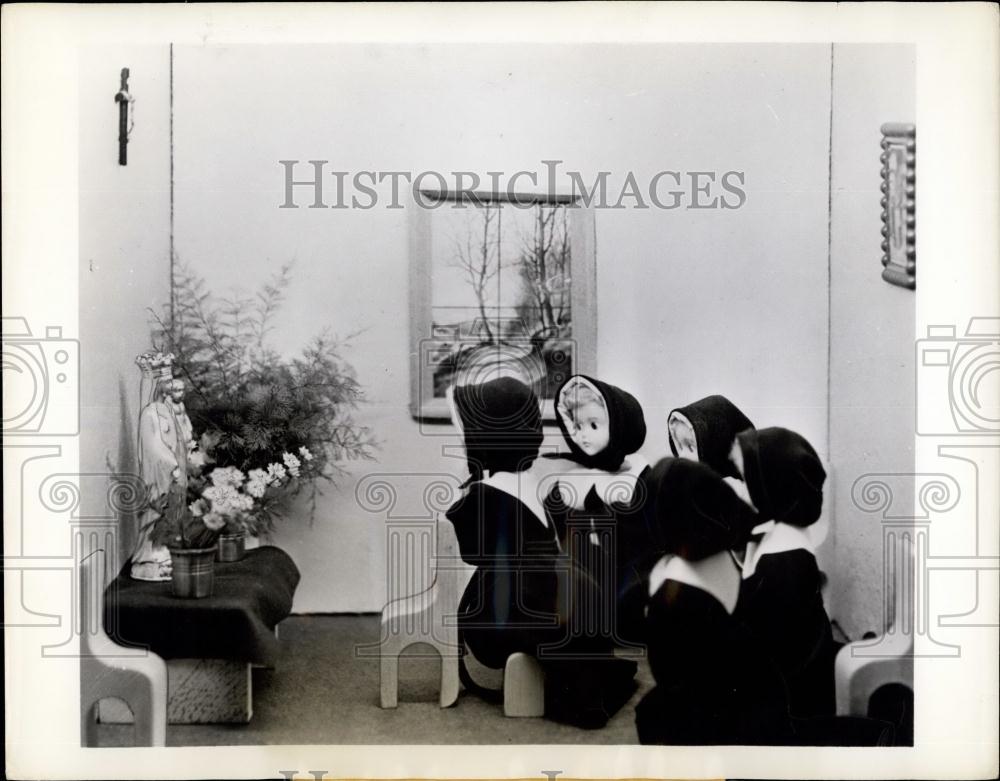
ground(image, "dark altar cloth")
xmin=104 ymin=546 xmax=300 ymax=665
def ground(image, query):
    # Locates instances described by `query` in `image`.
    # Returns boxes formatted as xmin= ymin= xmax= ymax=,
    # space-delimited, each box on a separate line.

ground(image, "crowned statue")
xmin=130 ymin=352 xmax=194 ymax=581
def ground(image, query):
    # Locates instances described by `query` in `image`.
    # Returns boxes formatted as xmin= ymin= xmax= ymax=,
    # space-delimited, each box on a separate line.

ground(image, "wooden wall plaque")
xmin=880 ymin=122 xmax=916 ymax=289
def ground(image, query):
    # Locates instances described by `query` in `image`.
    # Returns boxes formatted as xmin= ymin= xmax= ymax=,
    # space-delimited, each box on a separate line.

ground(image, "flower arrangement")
xmin=185 ymin=447 xmax=317 ymax=537
xmin=149 ymin=260 xmax=375 ymax=534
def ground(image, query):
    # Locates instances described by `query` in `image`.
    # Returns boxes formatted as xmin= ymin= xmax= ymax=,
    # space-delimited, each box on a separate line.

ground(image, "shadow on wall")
xmin=113 ymin=374 xmax=138 ymax=573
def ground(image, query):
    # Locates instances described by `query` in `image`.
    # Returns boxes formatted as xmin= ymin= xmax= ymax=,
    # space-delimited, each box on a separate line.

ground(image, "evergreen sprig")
xmin=150 ymin=260 xmax=376 ymax=529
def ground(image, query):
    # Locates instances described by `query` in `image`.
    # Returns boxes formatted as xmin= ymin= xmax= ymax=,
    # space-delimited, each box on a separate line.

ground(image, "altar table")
xmin=98 ymin=546 xmax=300 ymax=724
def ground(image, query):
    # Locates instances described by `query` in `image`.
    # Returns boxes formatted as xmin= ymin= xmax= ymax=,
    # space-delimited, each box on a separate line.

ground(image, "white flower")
xmin=202 ymin=483 xmax=252 ymax=518
xmin=203 ymin=512 xmax=226 ymax=531
xmin=209 ymin=466 xmax=245 ymax=488
xmin=246 ymin=479 xmax=267 ymax=498
xmin=266 ymin=462 xmax=288 ymax=484
xmin=282 ymin=452 xmax=301 ymax=478
xmin=189 ymin=499 xmax=205 ymax=517
xmin=298 ymin=446 xmax=314 ymax=462
xmin=202 ymin=487 xmax=224 ymax=512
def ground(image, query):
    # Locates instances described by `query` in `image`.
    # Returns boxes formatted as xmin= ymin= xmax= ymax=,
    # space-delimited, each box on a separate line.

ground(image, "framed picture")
xmin=409 ymin=190 xmax=596 ymax=422
xmin=880 ymin=122 xmax=916 ymax=289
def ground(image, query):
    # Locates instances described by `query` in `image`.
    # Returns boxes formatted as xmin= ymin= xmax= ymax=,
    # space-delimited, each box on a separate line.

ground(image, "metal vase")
xmin=169 ymin=546 xmax=216 ymax=598
xmin=216 ymin=532 xmax=247 ymax=563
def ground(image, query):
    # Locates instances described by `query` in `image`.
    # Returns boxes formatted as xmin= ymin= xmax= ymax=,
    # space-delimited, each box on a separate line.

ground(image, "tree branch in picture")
xmin=450 ymin=204 xmax=501 ymax=341
xmin=514 ymin=204 xmax=572 ymax=336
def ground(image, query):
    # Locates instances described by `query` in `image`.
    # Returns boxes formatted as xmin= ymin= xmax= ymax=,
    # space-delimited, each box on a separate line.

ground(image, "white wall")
xmin=79 ymin=46 xmax=172 ymax=568
xmin=827 ymin=44 xmax=916 ymax=638
xmin=169 ymin=43 xmax=832 ymax=612
xmin=77 ymin=44 xmax=915 ymax=617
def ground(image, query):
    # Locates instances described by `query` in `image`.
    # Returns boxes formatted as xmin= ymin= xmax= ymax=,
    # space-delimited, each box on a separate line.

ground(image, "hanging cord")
xmin=169 ymin=42 xmax=176 ymax=336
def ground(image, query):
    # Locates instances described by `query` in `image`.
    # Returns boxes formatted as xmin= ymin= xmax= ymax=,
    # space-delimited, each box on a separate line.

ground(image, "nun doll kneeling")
xmin=446 ymin=377 xmax=636 ymax=729
xmin=731 ymin=426 xmax=836 ymax=719
xmin=636 ymin=458 xmax=795 ymax=745
xmin=645 ymin=394 xmax=757 ymax=611
xmin=539 ymin=374 xmax=653 ymax=646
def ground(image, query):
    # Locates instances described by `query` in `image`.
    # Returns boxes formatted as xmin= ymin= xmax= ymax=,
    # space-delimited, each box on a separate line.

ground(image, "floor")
xmin=91 ymin=615 xmax=654 ymax=746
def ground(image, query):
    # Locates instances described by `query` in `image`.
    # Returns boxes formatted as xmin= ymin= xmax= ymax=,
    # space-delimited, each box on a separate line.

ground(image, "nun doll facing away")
xmin=539 ymin=374 xmax=653 ymax=645
xmin=445 ymin=376 xmax=637 ymax=729
xmin=636 ymin=458 xmax=795 ymax=745
xmin=731 ymin=426 xmax=836 ymax=719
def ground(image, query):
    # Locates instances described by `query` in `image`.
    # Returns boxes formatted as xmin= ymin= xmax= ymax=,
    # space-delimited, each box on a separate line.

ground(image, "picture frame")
xmin=408 ymin=189 xmax=597 ymax=422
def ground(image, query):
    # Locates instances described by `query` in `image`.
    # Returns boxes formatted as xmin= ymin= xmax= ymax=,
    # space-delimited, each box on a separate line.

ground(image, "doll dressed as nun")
xmin=667 ymin=394 xmax=754 ymax=476
xmin=445 ymin=376 xmax=637 ymax=729
xmin=636 ymin=457 xmax=795 ymax=745
xmin=539 ymin=374 xmax=653 ymax=646
xmin=731 ymin=426 xmax=836 ymax=719
xmin=666 ymin=393 xmax=756 ymax=506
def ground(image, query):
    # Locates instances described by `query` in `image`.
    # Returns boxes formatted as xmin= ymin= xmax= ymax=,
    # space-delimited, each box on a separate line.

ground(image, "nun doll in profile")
xmin=730 ymin=426 xmax=836 ymax=719
xmin=445 ymin=376 xmax=636 ymax=729
xmin=667 ymin=394 xmax=755 ymax=501
xmin=636 ymin=457 xmax=794 ymax=745
xmin=644 ymin=394 xmax=758 ymax=607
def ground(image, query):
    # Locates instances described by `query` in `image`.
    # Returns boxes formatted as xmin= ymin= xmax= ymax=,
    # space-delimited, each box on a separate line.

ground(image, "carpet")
xmin=89 ymin=614 xmax=653 ymax=746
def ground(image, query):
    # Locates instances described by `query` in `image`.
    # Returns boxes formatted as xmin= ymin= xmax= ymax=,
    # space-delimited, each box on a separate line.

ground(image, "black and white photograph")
xmin=2 ymin=3 xmax=998 ymax=779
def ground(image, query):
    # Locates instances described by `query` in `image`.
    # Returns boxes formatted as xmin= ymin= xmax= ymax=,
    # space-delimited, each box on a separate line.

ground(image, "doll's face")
xmin=729 ymin=438 xmax=745 ymax=479
xmin=567 ymin=399 xmax=610 ymax=456
xmin=668 ymin=412 xmax=698 ymax=460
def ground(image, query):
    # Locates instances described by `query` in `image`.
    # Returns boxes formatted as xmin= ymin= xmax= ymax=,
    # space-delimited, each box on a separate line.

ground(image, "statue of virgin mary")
xmin=129 ymin=353 xmax=191 ymax=581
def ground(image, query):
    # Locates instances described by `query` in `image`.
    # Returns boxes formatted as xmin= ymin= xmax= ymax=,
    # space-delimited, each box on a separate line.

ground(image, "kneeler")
xmin=378 ymin=515 xmax=545 ymax=717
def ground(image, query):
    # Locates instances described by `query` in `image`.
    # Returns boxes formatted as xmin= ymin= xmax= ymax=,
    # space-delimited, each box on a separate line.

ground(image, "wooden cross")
xmin=114 ymin=67 xmax=132 ymax=165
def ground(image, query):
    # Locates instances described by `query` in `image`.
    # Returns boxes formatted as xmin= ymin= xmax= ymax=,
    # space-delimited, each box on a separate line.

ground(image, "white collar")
xmin=647 ymin=554 xmax=674 ymax=598
xmin=480 ymin=470 xmax=551 ymax=531
xmin=741 ymin=518 xmax=827 ymax=579
xmin=648 ymin=551 xmax=741 ymax=614
xmin=536 ymin=455 xmax=650 ymax=510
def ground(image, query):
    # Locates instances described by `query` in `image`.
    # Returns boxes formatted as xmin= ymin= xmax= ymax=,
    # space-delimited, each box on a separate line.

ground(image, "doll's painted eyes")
xmin=571 ymin=417 xmax=601 ymax=432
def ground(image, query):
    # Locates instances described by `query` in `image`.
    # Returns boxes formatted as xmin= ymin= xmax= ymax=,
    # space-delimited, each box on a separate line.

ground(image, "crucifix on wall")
xmin=114 ymin=67 xmax=133 ymax=165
